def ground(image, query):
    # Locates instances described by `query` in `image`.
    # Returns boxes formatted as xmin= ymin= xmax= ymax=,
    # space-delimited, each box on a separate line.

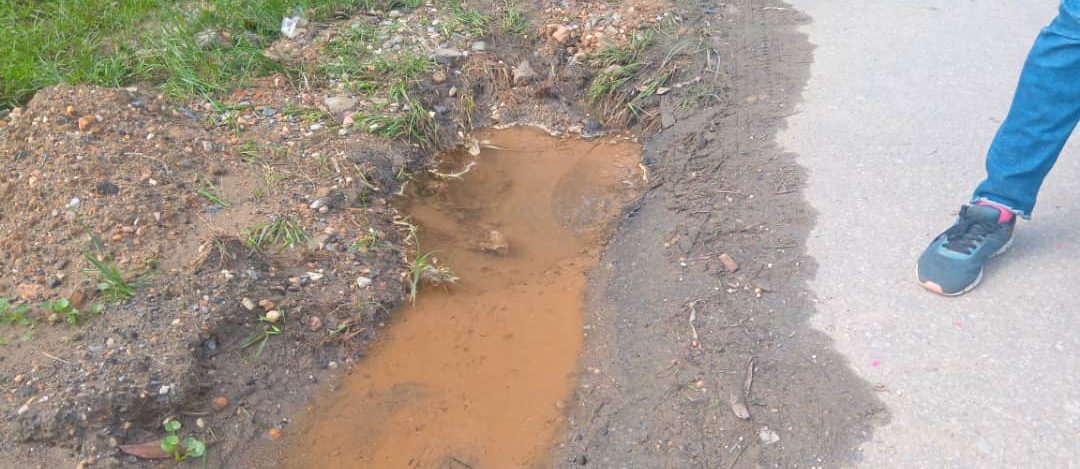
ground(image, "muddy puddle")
xmin=282 ymin=127 xmax=642 ymax=468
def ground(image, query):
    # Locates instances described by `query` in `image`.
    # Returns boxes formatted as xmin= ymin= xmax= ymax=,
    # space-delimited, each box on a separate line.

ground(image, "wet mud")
xmin=283 ymin=127 xmax=643 ymax=468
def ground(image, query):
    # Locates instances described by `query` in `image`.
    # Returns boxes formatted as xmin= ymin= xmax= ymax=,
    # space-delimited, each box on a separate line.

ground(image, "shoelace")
xmin=942 ymin=214 xmax=996 ymax=255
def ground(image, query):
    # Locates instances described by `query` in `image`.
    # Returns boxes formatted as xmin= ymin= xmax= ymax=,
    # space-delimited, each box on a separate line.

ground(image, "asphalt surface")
xmin=781 ymin=1 xmax=1080 ymax=467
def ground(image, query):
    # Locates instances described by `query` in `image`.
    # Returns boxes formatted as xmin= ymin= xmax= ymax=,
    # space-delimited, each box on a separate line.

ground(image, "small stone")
xmin=356 ymin=276 xmax=372 ymax=289
xmin=195 ymin=29 xmax=229 ymax=48
xmin=574 ymin=455 xmax=588 ymax=465
xmin=432 ymin=70 xmax=447 ymax=83
xmin=268 ymin=428 xmax=284 ymax=441
xmin=309 ymin=198 xmax=328 ymax=210
xmin=68 ymin=197 xmax=81 ymax=209
xmin=448 ymin=86 xmax=458 ymax=97
xmin=306 ymin=271 xmax=324 ymax=281
xmin=479 ymin=230 xmax=510 ymax=255
xmin=95 ymin=181 xmax=119 ymax=195
xmin=719 ymin=253 xmax=739 ymax=272
xmin=264 ymin=310 xmax=282 ymax=323
xmin=328 ymin=361 xmax=339 ymax=369
xmin=433 ymin=48 xmax=465 ymax=65
xmin=13 ymin=374 xmax=25 ymax=385
xmin=77 ymin=114 xmax=98 ymax=132
xmin=106 ymin=337 xmax=116 ymax=347
xmin=201 ymin=140 xmax=216 ymax=153
xmin=551 ymin=24 xmax=572 ymax=43
xmin=758 ymin=426 xmax=780 ymax=445
xmin=17 ymin=403 xmax=30 ymax=415
xmin=16 ymin=283 xmax=43 ymax=301
xmin=158 ymin=385 xmax=171 ymax=395
xmin=281 ymin=16 xmax=308 ymax=39
xmin=196 ymin=418 xmax=206 ymax=429
xmin=323 ymin=96 xmax=357 ymax=114
xmin=258 ymin=299 xmax=275 ymax=310
xmin=211 ymin=396 xmax=229 ymax=411
xmin=241 ymin=297 xmax=256 ymax=311
xmin=471 ymin=41 xmax=487 ymax=51
xmin=513 ymin=60 xmax=536 ymax=86
xmin=308 ymin=316 xmax=323 ymax=331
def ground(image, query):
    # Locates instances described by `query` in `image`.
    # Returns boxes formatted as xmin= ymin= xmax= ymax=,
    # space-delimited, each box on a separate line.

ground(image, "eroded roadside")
xmin=554 ymin=1 xmax=889 ymax=467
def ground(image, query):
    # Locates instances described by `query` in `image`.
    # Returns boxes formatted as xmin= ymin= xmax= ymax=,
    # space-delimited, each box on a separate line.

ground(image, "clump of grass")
xmin=626 ymin=68 xmax=673 ymax=117
xmin=441 ymin=1 xmax=493 ymax=37
xmin=240 ymin=312 xmax=284 ymax=357
xmin=499 ymin=8 xmax=529 ymax=36
xmin=407 ymin=251 xmax=458 ymax=303
xmin=244 ymin=216 xmax=307 ymax=250
xmin=588 ymin=63 xmax=642 ymax=104
xmin=197 ymin=175 xmax=230 ymax=208
xmin=589 ymin=30 xmax=654 ymax=68
xmin=83 ymin=252 xmax=137 ymax=302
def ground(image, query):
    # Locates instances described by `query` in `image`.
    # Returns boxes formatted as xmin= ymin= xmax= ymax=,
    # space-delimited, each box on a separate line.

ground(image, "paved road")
xmin=781 ymin=1 xmax=1080 ymax=467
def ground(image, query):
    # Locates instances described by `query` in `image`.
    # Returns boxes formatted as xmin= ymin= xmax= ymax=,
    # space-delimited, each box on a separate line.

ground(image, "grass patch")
xmin=440 ymin=0 xmax=493 ymax=37
xmin=197 ymin=175 xmax=230 ymax=208
xmin=0 ymin=0 xmax=387 ymax=109
xmin=240 ymin=312 xmax=283 ymax=358
xmin=83 ymin=252 xmax=137 ymax=302
xmin=499 ymin=8 xmax=530 ymax=36
xmin=243 ymin=216 xmax=308 ymax=250
xmin=0 ymin=298 xmax=32 ymax=327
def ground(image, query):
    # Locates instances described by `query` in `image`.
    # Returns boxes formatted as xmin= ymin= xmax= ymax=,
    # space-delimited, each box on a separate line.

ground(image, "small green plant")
xmin=407 ymin=250 xmax=458 ymax=303
xmin=589 ymin=30 xmax=654 ymax=68
xmin=161 ymin=420 xmax=206 ymax=462
xmin=41 ymin=297 xmax=92 ymax=326
xmin=83 ymin=252 xmax=136 ymax=301
xmin=240 ymin=313 xmax=283 ymax=357
xmin=441 ymin=1 xmax=493 ymax=37
xmin=350 ymin=227 xmax=380 ymax=252
xmin=0 ymin=298 xmax=31 ymax=327
xmin=499 ymin=8 xmax=529 ymax=36
xmin=588 ymin=63 xmax=642 ymax=104
xmin=197 ymin=174 xmax=230 ymax=208
xmin=243 ymin=217 xmax=307 ymax=250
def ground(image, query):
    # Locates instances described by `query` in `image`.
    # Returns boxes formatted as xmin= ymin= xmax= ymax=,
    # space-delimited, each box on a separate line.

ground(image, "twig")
xmin=686 ymin=300 xmax=704 ymax=343
xmin=429 ymin=161 xmax=476 ymax=179
xmin=39 ymin=350 xmax=68 ymax=363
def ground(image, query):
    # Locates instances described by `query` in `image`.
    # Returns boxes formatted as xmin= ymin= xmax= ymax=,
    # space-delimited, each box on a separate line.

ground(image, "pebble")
xmin=196 ymin=418 xmax=206 ymax=429
xmin=356 ymin=276 xmax=373 ymax=289
xmin=268 ymin=428 xmax=284 ymax=441
xmin=309 ymin=198 xmax=328 ymax=210
xmin=258 ymin=299 xmax=275 ymax=310
xmin=448 ymin=86 xmax=458 ymax=97
xmin=323 ymin=96 xmax=357 ymax=114
xmin=513 ymin=60 xmax=536 ymax=85
xmin=308 ymin=316 xmax=323 ymax=331
xmin=306 ymin=271 xmax=324 ymax=281
xmin=265 ymin=310 xmax=282 ymax=323
xmin=212 ymin=396 xmax=229 ymax=411
xmin=471 ymin=41 xmax=487 ymax=51
xmin=95 ymin=181 xmax=120 ymax=195
xmin=310 ymin=123 xmax=323 ymax=131
xmin=68 ymin=197 xmax=81 ymax=209
xmin=158 ymin=385 xmax=171 ymax=395
xmin=719 ymin=253 xmax=739 ymax=272
xmin=432 ymin=70 xmax=447 ymax=83
xmin=552 ymin=24 xmax=572 ymax=43
xmin=241 ymin=297 xmax=256 ymax=311
xmin=758 ymin=426 xmax=780 ymax=445
xmin=433 ymin=48 xmax=465 ymax=65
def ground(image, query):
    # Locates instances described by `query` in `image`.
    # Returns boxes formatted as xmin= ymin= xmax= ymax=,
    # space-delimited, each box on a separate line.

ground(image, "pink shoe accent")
xmin=975 ymin=200 xmax=1015 ymax=224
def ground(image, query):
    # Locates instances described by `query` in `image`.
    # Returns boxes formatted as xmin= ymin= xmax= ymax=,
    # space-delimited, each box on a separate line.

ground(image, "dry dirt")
xmin=0 ymin=0 xmax=888 ymax=468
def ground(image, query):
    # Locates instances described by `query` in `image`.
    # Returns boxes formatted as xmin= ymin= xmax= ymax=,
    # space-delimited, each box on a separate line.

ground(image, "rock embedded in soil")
xmin=433 ymin=48 xmax=465 ymax=65
xmin=241 ymin=297 xmax=256 ymax=311
xmin=212 ymin=396 xmax=229 ymax=411
xmin=513 ymin=60 xmax=536 ymax=86
xmin=479 ymin=229 xmax=510 ymax=255
xmin=356 ymin=276 xmax=372 ymax=289
xmin=94 ymin=181 xmax=119 ymax=195
xmin=323 ymin=96 xmax=357 ymax=115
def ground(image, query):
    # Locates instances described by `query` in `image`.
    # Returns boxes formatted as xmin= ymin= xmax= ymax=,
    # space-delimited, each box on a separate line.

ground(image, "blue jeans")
xmin=973 ymin=0 xmax=1080 ymax=217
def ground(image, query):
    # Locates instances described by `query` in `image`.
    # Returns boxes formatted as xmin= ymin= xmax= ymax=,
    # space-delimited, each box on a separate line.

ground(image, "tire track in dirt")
xmin=554 ymin=1 xmax=889 ymax=467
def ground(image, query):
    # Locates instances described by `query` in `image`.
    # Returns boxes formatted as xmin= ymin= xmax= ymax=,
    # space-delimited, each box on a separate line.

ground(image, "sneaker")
xmin=916 ymin=203 xmax=1015 ymax=296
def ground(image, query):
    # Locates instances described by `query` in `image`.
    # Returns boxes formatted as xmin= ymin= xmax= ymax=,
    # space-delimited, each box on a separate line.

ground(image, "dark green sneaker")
xmin=916 ymin=204 xmax=1015 ymax=296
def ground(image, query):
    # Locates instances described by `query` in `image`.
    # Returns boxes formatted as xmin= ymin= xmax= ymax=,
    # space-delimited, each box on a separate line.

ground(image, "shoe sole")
xmin=915 ymin=235 xmax=1014 ymax=297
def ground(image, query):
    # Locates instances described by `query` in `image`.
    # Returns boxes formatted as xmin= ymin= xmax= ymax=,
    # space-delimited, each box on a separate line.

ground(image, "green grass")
xmin=0 ymin=0 xmax=397 ymax=110
xmin=499 ymin=8 xmax=529 ymax=36
xmin=588 ymin=63 xmax=642 ymax=104
xmin=83 ymin=252 xmax=137 ymax=302
xmin=589 ymin=30 xmax=654 ymax=68
xmin=197 ymin=175 xmax=230 ymax=208
xmin=440 ymin=1 xmax=492 ymax=37
xmin=0 ymin=298 xmax=32 ymax=327
xmin=243 ymin=216 xmax=308 ymax=250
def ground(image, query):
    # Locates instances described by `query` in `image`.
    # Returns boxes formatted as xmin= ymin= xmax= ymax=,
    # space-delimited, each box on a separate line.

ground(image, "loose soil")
xmin=0 ymin=0 xmax=890 ymax=468
xmin=280 ymin=128 xmax=642 ymax=468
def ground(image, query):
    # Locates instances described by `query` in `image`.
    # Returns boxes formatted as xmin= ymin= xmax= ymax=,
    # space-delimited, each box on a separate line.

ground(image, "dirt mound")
xmin=0 ymin=83 xmax=413 ymax=458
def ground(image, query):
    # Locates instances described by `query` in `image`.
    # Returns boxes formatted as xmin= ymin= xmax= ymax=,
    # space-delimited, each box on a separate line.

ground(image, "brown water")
xmin=283 ymin=127 xmax=642 ymax=469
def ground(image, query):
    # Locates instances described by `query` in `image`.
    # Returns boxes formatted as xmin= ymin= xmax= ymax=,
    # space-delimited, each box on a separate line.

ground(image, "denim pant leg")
xmin=973 ymin=0 xmax=1080 ymax=217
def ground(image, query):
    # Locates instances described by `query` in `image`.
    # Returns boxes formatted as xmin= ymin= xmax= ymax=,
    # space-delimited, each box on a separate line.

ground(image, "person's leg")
xmin=973 ymin=0 xmax=1080 ymax=217
xmin=918 ymin=1 xmax=1080 ymax=296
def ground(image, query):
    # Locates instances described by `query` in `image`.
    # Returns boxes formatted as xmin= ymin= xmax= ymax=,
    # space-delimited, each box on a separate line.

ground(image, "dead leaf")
xmin=719 ymin=253 xmax=738 ymax=272
xmin=119 ymin=441 xmax=169 ymax=459
xmin=729 ymin=386 xmax=750 ymax=420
